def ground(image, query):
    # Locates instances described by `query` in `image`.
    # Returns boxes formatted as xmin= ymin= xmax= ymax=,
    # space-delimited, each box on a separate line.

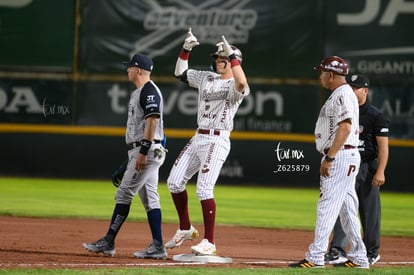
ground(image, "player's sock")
xmin=201 ymin=198 xmax=216 ymax=244
xmin=147 ymin=208 xmax=163 ymax=244
xmin=106 ymin=203 xmax=130 ymax=238
xmin=171 ymin=191 xmax=191 ymax=230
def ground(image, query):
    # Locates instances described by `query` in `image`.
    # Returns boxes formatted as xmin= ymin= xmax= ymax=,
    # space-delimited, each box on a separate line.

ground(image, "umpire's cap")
xmin=348 ymin=74 xmax=369 ymax=88
xmin=314 ymin=56 xmax=348 ymax=75
xmin=123 ymin=53 xmax=153 ymax=72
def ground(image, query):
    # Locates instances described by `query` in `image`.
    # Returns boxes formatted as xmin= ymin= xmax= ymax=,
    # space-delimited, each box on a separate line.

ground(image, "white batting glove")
xmin=183 ymin=27 xmax=199 ymax=51
xmin=219 ymin=35 xmax=234 ymax=57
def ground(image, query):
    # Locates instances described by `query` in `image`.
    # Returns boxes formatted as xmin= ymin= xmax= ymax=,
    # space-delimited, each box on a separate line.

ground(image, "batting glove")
xmin=183 ymin=27 xmax=199 ymax=51
xmin=218 ymin=35 xmax=235 ymax=57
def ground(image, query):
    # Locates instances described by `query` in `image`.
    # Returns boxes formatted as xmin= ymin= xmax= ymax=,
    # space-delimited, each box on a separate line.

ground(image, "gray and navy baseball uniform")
xmin=83 ymin=53 xmax=167 ymax=257
xmin=307 ymin=83 xmax=368 ymax=267
xmin=117 ymin=80 xmax=166 ymax=210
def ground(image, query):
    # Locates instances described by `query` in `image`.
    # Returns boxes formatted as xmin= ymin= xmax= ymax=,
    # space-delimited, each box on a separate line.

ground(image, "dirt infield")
xmin=1 ymin=216 xmax=413 ymax=270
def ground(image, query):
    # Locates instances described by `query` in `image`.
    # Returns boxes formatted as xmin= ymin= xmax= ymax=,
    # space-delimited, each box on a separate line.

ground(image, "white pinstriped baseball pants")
xmin=306 ymin=149 xmax=369 ymax=267
xmin=167 ymin=133 xmax=230 ymax=201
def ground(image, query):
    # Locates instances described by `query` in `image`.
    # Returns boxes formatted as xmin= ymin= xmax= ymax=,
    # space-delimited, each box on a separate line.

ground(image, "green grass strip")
xmin=0 ymin=177 xmax=413 ymax=237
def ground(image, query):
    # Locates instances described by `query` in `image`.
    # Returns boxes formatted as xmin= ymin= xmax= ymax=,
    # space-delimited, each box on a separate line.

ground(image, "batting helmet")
xmin=314 ymin=56 xmax=349 ymax=75
xmin=210 ymin=45 xmax=243 ymax=63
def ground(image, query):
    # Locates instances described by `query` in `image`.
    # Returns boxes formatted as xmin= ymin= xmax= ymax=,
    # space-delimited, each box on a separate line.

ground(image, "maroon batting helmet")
xmin=314 ymin=56 xmax=349 ymax=75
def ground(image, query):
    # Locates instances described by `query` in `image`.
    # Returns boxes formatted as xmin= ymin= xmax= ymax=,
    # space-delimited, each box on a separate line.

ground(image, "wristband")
xmin=229 ymin=54 xmax=240 ymax=67
xmin=325 ymin=155 xmax=335 ymax=162
xmin=179 ymin=49 xmax=190 ymax=60
xmin=139 ymin=139 xmax=152 ymax=155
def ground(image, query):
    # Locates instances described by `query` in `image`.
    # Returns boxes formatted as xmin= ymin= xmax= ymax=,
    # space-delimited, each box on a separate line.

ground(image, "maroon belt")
xmin=323 ymin=145 xmax=355 ymax=155
xmin=198 ymin=129 xmax=220 ymax=136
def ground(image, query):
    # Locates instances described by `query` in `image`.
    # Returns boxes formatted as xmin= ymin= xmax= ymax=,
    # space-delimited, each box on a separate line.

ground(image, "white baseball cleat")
xmin=191 ymin=239 xmax=216 ymax=256
xmin=165 ymin=225 xmax=199 ymax=249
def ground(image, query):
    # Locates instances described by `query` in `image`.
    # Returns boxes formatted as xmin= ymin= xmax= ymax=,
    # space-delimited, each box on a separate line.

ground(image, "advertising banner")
xmin=2 ymin=77 xmax=413 ymax=138
xmin=79 ymin=0 xmax=322 ymax=78
xmin=2 ymin=77 xmax=321 ymax=133
xmin=76 ymin=80 xmax=321 ymax=134
xmin=369 ymin=81 xmax=414 ymax=139
xmin=0 ymin=0 xmax=75 ymax=71
xmin=324 ymin=0 xmax=414 ymax=79
xmin=0 ymin=78 xmax=73 ymax=124
xmin=323 ymin=0 xmax=414 ymax=139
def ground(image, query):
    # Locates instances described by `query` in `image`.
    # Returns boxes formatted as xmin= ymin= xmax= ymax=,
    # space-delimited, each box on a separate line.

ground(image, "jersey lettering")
xmin=347 ymin=165 xmax=356 ymax=176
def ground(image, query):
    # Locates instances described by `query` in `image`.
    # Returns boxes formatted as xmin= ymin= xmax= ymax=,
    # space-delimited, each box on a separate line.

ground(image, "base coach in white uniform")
xmin=326 ymin=74 xmax=389 ymax=266
xmin=290 ymin=56 xmax=369 ymax=269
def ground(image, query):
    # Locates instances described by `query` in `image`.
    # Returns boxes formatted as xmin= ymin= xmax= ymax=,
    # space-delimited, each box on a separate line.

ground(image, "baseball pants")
xmin=306 ymin=149 xmax=368 ymax=267
xmin=330 ymin=159 xmax=381 ymax=258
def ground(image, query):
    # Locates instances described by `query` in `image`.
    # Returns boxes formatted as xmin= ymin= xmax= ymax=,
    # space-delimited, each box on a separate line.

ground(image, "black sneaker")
xmin=325 ymin=248 xmax=348 ymax=264
xmin=82 ymin=236 xmax=115 ymax=256
xmin=133 ymin=241 xmax=167 ymax=260
xmin=334 ymin=260 xmax=369 ymax=269
xmin=289 ymin=259 xmax=324 ymax=268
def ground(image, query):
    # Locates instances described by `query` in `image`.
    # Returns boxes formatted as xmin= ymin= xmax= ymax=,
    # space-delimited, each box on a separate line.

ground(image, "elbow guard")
xmin=175 ymin=70 xmax=188 ymax=84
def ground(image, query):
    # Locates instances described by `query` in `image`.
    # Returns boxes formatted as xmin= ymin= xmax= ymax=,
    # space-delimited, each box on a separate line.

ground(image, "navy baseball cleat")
xmin=289 ymin=259 xmax=324 ymax=268
xmin=133 ymin=240 xmax=167 ymax=259
xmin=83 ymin=236 xmax=115 ymax=257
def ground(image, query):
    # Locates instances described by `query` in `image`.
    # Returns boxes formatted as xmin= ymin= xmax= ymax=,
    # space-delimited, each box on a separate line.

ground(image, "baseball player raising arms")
xmin=289 ymin=56 xmax=369 ymax=269
xmin=164 ymin=28 xmax=250 ymax=256
xmin=83 ymin=53 xmax=168 ymax=259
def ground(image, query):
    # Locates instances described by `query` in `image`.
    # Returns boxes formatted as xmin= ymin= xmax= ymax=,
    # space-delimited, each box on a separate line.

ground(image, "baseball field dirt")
xmin=1 ymin=216 xmax=413 ymax=270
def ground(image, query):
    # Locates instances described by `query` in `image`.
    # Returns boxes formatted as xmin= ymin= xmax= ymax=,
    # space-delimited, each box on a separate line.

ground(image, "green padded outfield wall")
xmin=0 ymin=0 xmax=75 ymax=71
xmin=0 ymin=0 xmax=413 ymax=190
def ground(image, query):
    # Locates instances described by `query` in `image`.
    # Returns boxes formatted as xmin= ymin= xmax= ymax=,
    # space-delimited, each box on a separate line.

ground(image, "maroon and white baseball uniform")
xmin=168 ymin=68 xmax=250 ymax=200
xmin=307 ymin=83 xmax=368 ymax=267
xmin=165 ymin=30 xmax=249 ymax=256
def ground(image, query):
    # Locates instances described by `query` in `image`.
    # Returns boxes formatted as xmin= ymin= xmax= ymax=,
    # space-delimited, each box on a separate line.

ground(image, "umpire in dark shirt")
xmin=325 ymin=74 xmax=390 ymax=266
